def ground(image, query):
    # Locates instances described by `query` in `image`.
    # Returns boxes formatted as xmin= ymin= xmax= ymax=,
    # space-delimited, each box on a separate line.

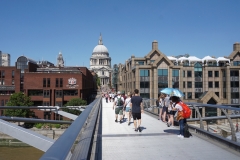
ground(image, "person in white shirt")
xmin=159 ymin=93 xmax=170 ymax=122
xmin=124 ymin=92 xmax=132 ymax=125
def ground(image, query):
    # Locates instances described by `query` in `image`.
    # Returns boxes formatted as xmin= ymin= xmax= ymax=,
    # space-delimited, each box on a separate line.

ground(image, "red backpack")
xmin=177 ymin=101 xmax=191 ymax=118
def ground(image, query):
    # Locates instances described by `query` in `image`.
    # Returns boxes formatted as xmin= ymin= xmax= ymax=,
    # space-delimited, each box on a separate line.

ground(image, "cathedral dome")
xmin=93 ymin=44 xmax=108 ymax=53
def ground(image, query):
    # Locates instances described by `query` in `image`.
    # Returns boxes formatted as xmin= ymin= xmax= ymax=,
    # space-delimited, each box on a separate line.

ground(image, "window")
xmin=214 ymin=71 xmax=219 ymax=77
xmin=56 ymin=78 xmax=59 ymax=87
xmin=187 ymin=82 xmax=192 ymax=88
xmin=43 ymin=78 xmax=46 ymax=87
xmin=183 ymin=82 xmax=185 ymax=88
xmin=60 ymin=78 xmax=63 ymax=87
xmin=138 ymin=61 xmax=144 ymax=65
xmin=43 ymin=90 xmax=50 ymax=97
xmin=230 ymin=70 xmax=239 ymax=77
xmin=195 ymin=92 xmax=203 ymax=98
xmin=63 ymin=90 xmax=78 ymax=96
xmin=12 ymin=79 xmax=14 ymax=85
xmin=28 ymin=90 xmax=43 ymax=96
xmin=187 ymin=92 xmax=192 ymax=99
xmin=55 ymin=90 xmax=63 ymax=97
xmin=215 ymin=81 xmax=219 ymax=88
xmin=140 ymin=70 xmax=149 ymax=76
xmin=195 ymin=82 xmax=202 ymax=88
xmin=187 ymin=71 xmax=192 ymax=77
xmin=208 ymin=82 xmax=213 ymax=88
xmin=172 ymin=70 xmax=179 ymax=76
xmin=47 ymin=78 xmax=50 ymax=87
xmin=233 ymin=61 xmax=240 ymax=66
xmin=208 ymin=71 xmax=212 ymax=77
xmin=12 ymin=70 xmax=15 ymax=78
xmin=158 ymin=69 xmax=168 ymax=76
xmin=102 ymin=71 xmax=104 ymax=75
xmin=231 ymin=81 xmax=239 ymax=87
xmin=183 ymin=71 xmax=185 ymax=77
xmin=194 ymin=63 xmax=202 ymax=77
xmin=140 ymin=82 xmax=149 ymax=88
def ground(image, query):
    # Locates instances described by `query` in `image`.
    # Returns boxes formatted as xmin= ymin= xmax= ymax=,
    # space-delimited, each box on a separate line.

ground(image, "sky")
xmin=0 ymin=0 xmax=240 ymax=67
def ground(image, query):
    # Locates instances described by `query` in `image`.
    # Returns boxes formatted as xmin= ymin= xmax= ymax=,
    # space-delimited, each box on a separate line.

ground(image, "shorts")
xmin=125 ymin=107 xmax=131 ymax=112
xmin=132 ymin=112 xmax=141 ymax=120
xmin=115 ymin=107 xmax=123 ymax=115
xmin=169 ymin=110 xmax=176 ymax=115
xmin=162 ymin=106 xmax=168 ymax=113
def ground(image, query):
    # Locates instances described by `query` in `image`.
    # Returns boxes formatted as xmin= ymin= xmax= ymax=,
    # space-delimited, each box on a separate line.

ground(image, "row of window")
xmin=43 ymin=78 xmax=63 ymax=88
xmin=28 ymin=89 xmax=78 ymax=97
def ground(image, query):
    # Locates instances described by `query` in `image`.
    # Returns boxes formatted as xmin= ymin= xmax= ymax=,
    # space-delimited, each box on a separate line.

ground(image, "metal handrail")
xmin=40 ymin=97 xmax=102 ymax=160
xmin=143 ymin=99 xmax=240 ymax=142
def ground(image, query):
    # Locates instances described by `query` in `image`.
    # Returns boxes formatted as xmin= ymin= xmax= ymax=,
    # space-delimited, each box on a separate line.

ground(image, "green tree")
xmin=62 ymin=98 xmax=87 ymax=115
xmin=5 ymin=92 xmax=34 ymax=117
xmin=95 ymin=74 xmax=101 ymax=88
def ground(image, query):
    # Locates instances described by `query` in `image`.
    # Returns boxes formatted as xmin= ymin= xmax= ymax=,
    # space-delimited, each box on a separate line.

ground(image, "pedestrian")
xmin=171 ymin=96 xmax=186 ymax=138
xmin=130 ymin=89 xmax=143 ymax=132
xmin=157 ymin=94 xmax=162 ymax=120
xmin=121 ymin=91 xmax=127 ymax=119
xmin=160 ymin=93 xmax=170 ymax=122
xmin=124 ymin=92 xmax=132 ymax=125
xmin=113 ymin=91 xmax=125 ymax=123
xmin=167 ymin=100 xmax=175 ymax=127
xmin=105 ymin=93 xmax=108 ymax=103
xmin=236 ymin=123 xmax=239 ymax=132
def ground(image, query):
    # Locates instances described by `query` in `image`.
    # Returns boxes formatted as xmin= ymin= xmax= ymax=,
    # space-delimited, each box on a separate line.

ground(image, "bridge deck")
xmin=101 ymin=99 xmax=240 ymax=160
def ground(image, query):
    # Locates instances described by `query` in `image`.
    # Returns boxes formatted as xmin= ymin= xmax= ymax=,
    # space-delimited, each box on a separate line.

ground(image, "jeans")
xmin=179 ymin=119 xmax=185 ymax=135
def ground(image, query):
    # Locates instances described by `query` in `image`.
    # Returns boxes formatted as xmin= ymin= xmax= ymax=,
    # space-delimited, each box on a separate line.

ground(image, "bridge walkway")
xmin=101 ymin=98 xmax=240 ymax=160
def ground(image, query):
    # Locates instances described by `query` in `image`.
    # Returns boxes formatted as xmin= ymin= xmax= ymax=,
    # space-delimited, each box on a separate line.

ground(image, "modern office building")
xmin=89 ymin=34 xmax=112 ymax=87
xmin=2 ymin=53 xmax=10 ymax=66
xmin=117 ymin=40 xmax=240 ymax=118
xmin=0 ymin=54 xmax=95 ymax=119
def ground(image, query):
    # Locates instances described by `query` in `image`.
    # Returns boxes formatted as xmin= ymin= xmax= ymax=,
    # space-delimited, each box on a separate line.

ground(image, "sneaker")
xmin=119 ymin=120 xmax=122 ymax=124
xmin=178 ymin=135 xmax=184 ymax=138
xmin=115 ymin=119 xmax=118 ymax=123
xmin=138 ymin=127 xmax=142 ymax=132
xmin=128 ymin=122 xmax=130 ymax=126
xmin=134 ymin=128 xmax=138 ymax=132
xmin=167 ymin=123 xmax=170 ymax=127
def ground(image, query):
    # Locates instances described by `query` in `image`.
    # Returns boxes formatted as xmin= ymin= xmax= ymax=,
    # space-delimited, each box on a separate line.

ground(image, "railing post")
xmin=220 ymin=108 xmax=237 ymax=142
xmin=191 ymin=105 xmax=204 ymax=129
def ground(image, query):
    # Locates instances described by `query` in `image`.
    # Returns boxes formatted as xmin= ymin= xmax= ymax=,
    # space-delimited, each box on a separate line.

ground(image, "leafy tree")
xmin=62 ymin=98 xmax=87 ymax=115
xmin=5 ymin=92 xmax=34 ymax=118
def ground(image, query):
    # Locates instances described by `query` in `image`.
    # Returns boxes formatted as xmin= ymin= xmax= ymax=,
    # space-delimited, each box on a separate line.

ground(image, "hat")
xmin=117 ymin=91 xmax=121 ymax=94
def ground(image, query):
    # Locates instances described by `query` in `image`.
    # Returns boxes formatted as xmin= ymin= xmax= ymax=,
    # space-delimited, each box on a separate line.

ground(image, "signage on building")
xmin=0 ymin=86 xmax=15 ymax=91
xmin=66 ymin=78 xmax=79 ymax=88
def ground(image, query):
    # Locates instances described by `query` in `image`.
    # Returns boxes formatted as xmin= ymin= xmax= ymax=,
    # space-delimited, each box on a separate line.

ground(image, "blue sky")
xmin=0 ymin=0 xmax=239 ymax=67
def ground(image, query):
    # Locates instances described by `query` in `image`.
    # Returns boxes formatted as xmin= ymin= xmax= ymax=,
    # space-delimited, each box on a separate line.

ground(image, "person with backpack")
xmin=171 ymin=96 xmax=191 ymax=138
xmin=113 ymin=91 xmax=125 ymax=123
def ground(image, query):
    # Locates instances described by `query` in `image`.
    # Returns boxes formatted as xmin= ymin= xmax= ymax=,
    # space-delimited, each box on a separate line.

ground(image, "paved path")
xmin=101 ymin=98 xmax=240 ymax=160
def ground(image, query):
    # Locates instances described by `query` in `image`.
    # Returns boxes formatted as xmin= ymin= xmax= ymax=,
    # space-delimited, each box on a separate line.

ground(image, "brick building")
xmin=0 ymin=55 xmax=95 ymax=119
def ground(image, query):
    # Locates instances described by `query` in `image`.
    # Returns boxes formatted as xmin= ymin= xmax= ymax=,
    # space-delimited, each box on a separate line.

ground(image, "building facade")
xmin=117 ymin=41 xmax=240 ymax=118
xmin=89 ymin=34 xmax=112 ymax=87
xmin=0 ymin=55 xmax=95 ymax=119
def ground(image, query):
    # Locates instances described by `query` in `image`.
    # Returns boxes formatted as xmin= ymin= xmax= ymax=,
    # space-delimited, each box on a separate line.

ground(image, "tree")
xmin=62 ymin=98 xmax=87 ymax=115
xmin=5 ymin=92 xmax=34 ymax=118
xmin=95 ymin=74 xmax=101 ymax=88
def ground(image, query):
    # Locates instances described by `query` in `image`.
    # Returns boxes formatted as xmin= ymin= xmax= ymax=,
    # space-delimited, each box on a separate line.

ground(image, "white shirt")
xmin=160 ymin=96 xmax=170 ymax=107
xmin=175 ymin=103 xmax=183 ymax=111
xmin=125 ymin=97 xmax=131 ymax=107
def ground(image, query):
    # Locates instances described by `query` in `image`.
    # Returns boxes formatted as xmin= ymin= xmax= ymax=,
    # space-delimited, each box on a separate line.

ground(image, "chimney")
xmin=233 ymin=42 xmax=240 ymax=51
xmin=152 ymin=40 xmax=158 ymax=50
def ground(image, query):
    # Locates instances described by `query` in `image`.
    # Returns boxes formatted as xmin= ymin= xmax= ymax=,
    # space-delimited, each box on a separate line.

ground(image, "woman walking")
xmin=124 ymin=92 xmax=132 ymax=125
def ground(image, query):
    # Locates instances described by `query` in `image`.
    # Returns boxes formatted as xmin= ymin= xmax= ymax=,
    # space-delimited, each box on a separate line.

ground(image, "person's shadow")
xmin=164 ymin=129 xmax=179 ymax=135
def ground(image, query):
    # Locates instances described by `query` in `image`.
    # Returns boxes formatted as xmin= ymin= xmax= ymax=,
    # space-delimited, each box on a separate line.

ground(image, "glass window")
xmin=138 ymin=61 xmax=144 ymax=65
xmin=231 ymin=81 xmax=239 ymax=87
xmin=28 ymin=90 xmax=43 ymax=96
xmin=187 ymin=81 xmax=192 ymax=88
xmin=12 ymin=70 xmax=15 ymax=78
xmin=158 ymin=69 xmax=168 ymax=76
xmin=183 ymin=71 xmax=185 ymax=77
xmin=195 ymin=92 xmax=203 ymax=98
xmin=140 ymin=82 xmax=149 ymax=88
xmin=1 ymin=71 xmax=5 ymax=78
xmin=195 ymin=82 xmax=202 ymax=88
xmin=215 ymin=81 xmax=219 ymax=88
xmin=60 ymin=78 xmax=63 ymax=87
xmin=17 ymin=56 xmax=28 ymax=70
xmin=183 ymin=82 xmax=185 ymax=88
xmin=56 ymin=78 xmax=59 ymax=87
xmin=63 ymin=90 xmax=78 ymax=96
xmin=214 ymin=71 xmax=219 ymax=77
xmin=47 ymin=78 xmax=50 ymax=87
xmin=43 ymin=78 xmax=46 ymax=87
xmin=187 ymin=71 xmax=191 ymax=77
xmin=187 ymin=92 xmax=192 ymax=99
xmin=230 ymin=70 xmax=239 ymax=76
xmin=208 ymin=71 xmax=212 ymax=77
xmin=233 ymin=61 xmax=240 ymax=66
xmin=208 ymin=82 xmax=213 ymax=88
xmin=140 ymin=70 xmax=149 ymax=76
xmin=172 ymin=69 xmax=179 ymax=76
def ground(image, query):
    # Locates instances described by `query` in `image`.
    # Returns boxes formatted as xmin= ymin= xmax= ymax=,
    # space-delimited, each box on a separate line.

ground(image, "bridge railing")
xmin=143 ymin=99 xmax=240 ymax=143
xmin=40 ymin=97 xmax=102 ymax=160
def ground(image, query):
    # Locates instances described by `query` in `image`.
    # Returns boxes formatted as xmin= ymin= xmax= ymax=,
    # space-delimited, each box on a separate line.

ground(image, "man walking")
xmin=113 ymin=91 xmax=125 ymax=123
xmin=130 ymin=89 xmax=143 ymax=132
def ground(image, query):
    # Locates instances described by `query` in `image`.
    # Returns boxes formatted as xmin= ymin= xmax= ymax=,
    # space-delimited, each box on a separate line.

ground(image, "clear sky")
xmin=0 ymin=0 xmax=239 ymax=67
